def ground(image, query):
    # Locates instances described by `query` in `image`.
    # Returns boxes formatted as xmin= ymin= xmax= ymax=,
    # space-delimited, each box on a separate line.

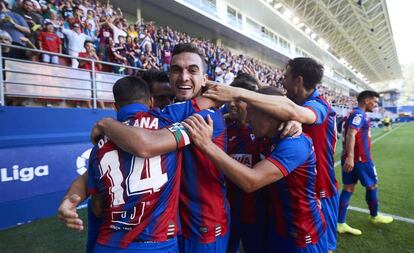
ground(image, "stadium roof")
xmin=267 ymin=0 xmax=402 ymax=83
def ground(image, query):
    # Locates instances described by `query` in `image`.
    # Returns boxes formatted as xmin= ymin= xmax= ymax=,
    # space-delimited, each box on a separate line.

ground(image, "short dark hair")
xmin=287 ymin=57 xmax=324 ymax=90
xmin=357 ymin=90 xmax=379 ymax=103
xmin=257 ymin=86 xmax=284 ymax=96
xmin=172 ymin=43 xmax=207 ymax=72
xmin=231 ymin=73 xmax=259 ymax=91
xmin=23 ymin=0 xmax=33 ymax=5
xmin=112 ymin=76 xmax=151 ymax=107
xmin=84 ymin=40 xmax=94 ymax=47
xmin=141 ymin=69 xmax=170 ymax=93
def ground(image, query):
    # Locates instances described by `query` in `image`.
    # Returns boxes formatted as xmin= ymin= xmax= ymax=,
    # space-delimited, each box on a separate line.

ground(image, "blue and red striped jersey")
xmin=226 ymin=119 xmax=271 ymax=225
xmin=161 ymin=99 xmax=229 ymax=243
xmin=302 ymin=89 xmax=338 ymax=199
xmin=341 ymin=107 xmax=372 ymax=163
xmin=266 ymin=134 xmax=326 ymax=248
xmin=87 ymin=103 xmax=182 ymax=249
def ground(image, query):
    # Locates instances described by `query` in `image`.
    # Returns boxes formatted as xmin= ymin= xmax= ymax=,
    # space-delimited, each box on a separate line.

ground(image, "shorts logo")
xmin=76 ymin=148 xmax=92 ymax=175
xmin=250 ymin=134 xmax=256 ymax=141
xmin=199 ymin=226 xmax=208 ymax=233
xmin=352 ymin=114 xmax=362 ymax=125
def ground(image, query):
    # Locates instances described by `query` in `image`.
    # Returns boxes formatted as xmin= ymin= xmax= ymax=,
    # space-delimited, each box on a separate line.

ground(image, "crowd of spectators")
xmin=0 ymin=0 xmax=357 ymax=109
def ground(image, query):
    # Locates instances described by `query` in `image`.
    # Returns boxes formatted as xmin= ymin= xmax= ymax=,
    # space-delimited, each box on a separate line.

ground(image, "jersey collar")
xmin=117 ymin=103 xmax=149 ymax=121
xmin=308 ymin=89 xmax=319 ymax=99
xmin=353 ymin=107 xmax=365 ymax=114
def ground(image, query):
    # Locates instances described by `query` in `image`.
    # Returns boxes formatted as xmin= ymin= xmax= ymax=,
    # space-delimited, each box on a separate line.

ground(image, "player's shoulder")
xmin=163 ymin=100 xmax=193 ymax=111
xmin=348 ymin=110 xmax=365 ymax=125
xmin=275 ymin=134 xmax=312 ymax=150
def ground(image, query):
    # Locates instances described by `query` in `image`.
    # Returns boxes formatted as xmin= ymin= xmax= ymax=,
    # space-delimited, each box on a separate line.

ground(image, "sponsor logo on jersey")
xmin=230 ymin=154 xmax=253 ymax=167
xmin=352 ymin=114 xmax=362 ymax=125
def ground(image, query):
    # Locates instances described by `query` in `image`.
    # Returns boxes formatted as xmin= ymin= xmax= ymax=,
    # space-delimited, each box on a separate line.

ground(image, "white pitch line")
xmin=348 ymin=206 xmax=414 ymax=224
xmin=334 ymin=123 xmax=414 ymax=224
xmin=334 ymin=123 xmax=405 ymax=168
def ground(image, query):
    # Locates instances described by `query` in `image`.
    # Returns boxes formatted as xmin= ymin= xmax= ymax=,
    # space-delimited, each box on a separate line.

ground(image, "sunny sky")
xmin=387 ymin=0 xmax=414 ymax=65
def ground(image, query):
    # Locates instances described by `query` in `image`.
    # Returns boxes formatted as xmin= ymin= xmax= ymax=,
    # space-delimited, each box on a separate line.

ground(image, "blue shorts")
xmin=178 ymin=232 xmax=229 ymax=253
xmin=321 ymin=193 xmax=339 ymax=251
xmin=93 ymin=237 xmax=178 ymax=253
xmin=342 ymin=160 xmax=378 ymax=187
xmin=240 ymin=223 xmax=265 ymax=253
xmin=227 ymin=221 xmax=241 ymax=253
xmin=266 ymin=227 xmax=327 ymax=253
xmin=87 ymin=200 xmax=103 ymax=253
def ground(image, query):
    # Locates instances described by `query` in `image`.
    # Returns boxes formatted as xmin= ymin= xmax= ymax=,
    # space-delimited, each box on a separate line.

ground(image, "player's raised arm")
xmin=182 ymin=114 xmax=284 ymax=192
xmin=203 ymin=81 xmax=317 ymax=124
xmin=91 ymin=118 xmax=181 ymax=158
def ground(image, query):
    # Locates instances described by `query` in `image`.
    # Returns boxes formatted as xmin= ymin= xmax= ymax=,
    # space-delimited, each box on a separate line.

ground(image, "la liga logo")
xmin=76 ymin=148 xmax=92 ymax=175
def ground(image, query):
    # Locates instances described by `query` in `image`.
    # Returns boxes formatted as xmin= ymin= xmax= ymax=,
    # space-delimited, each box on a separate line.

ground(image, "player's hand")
xmin=57 ymin=194 xmax=84 ymax=231
xmin=90 ymin=118 xmax=112 ymax=145
xmin=182 ymin=114 xmax=213 ymax=150
xmin=343 ymin=156 xmax=354 ymax=172
xmin=279 ymin=120 xmax=302 ymax=138
xmin=203 ymin=81 xmax=242 ymax=102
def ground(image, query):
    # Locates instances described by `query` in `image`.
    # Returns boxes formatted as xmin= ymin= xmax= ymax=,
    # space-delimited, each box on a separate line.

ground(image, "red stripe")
xmin=266 ymin=157 xmax=289 ymax=176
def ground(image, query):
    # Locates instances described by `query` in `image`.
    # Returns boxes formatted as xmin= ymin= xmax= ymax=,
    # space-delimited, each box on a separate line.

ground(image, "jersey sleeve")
xmin=347 ymin=112 xmax=363 ymax=130
xmin=87 ymin=146 xmax=99 ymax=195
xmin=266 ymin=136 xmax=312 ymax=177
xmin=303 ymin=99 xmax=328 ymax=125
xmin=160 ymin=100 xmax=195 ymax=122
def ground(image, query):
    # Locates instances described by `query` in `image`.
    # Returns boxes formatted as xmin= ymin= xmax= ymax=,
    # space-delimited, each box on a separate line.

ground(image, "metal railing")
xmin=0 ymin=43 xmax=144 ymax=108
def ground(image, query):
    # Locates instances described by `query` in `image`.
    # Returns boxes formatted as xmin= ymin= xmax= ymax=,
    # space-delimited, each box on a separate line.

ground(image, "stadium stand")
xmin=0 ymin=0 xmax=356 ymax=112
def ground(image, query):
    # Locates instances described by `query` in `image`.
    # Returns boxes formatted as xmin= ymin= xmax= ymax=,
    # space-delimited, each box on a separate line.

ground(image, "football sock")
xmin=366 ymin=187 xmax=378 ymax=217
xmin=338 ymin=190 xmax=353 ymax=223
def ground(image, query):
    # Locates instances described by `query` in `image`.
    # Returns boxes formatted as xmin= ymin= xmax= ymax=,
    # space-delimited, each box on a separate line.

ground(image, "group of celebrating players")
xmin=57 ymin=43 xmax=393 ymax=253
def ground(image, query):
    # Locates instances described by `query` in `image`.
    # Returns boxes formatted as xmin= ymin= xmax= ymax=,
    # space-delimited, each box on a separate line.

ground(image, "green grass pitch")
xmin=1 ymin=123 xmax=413 ymax=252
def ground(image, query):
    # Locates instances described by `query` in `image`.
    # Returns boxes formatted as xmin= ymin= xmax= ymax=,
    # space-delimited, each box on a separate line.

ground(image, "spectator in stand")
xmin=78 ymin=0 xmax=93 ymax=17
xmin=78 ymin=40 xmax=101 ymax=71
xmin=83 ymin=20 xmax=98 ymax=49
xmin=126 ymin=23 xmax=138 ymax=40
xmin=223 ymin=65 xmax=235 ymax=85
xmin=14 ymin=0 xmax=43 ymax=37
xmin=62 ymin=22 xmax=91 ymax=68
xmin=37 ymin=21 xmax=61 ymax=64
xmin=215 ymin=62 xmax=226 ymax=82
xmin=84 ymin=9 xmax=97 ymax=34
xmin=40 ymin=0 xmax=59 ymax=20
xmin=138 ymin=28 xmax=152 ymax=51
xmin=59 ymin=0 xmax=73 ymax=20
xmin=78 ymin=40 xmax=104 ymax=109
xmin=105 ymin=17 xmax=126 ymax=44
xmin=0 ymin=0 xmax=30 ymax=46
xmin=109 ymin=34 xmax=128 ymax=74
xmin=125 ymin=35 xmax=141 ymax=73
xmin=161 ymin=40 xmax=172 ymax=72
xmin=0 ymin=29 xmax=20 ymax=58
